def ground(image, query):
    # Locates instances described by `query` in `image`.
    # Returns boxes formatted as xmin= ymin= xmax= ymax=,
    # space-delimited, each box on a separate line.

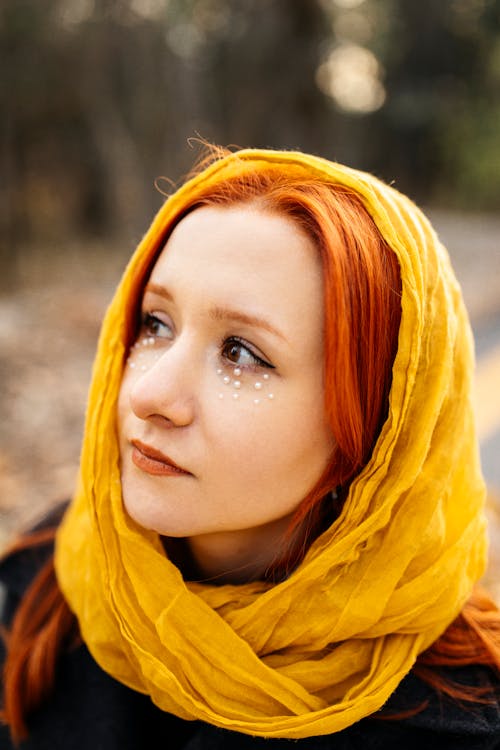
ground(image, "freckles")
xmin=216 ymin=366 xmax=275 ymax=406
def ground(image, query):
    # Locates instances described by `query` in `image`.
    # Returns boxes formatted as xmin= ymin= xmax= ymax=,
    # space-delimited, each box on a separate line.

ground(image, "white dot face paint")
xmin=215 ymin=365 xmax=276 ymax=406
xmin=127 ymin=336 xmax=162 ymax=373
xmin=126 ymin=335 xmax=278 ymax=409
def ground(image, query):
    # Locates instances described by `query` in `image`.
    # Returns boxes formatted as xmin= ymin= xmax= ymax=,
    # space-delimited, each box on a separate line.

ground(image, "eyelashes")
xmin=141 ymin=312 xmax=174 ymax=340
xmin=138 ymin=312 xmax=275 ymax=373
xmin=220 ymin=337 xmax=274 ymax=371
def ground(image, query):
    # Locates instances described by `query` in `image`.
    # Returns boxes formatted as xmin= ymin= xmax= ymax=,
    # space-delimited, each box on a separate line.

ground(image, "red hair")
xmin=2 ymin=149 xmax=499 ymax=741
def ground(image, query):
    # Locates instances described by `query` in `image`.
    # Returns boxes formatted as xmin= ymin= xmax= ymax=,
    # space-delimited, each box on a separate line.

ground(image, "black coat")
xmin=1 ymin=526 xmax=499 ymax=749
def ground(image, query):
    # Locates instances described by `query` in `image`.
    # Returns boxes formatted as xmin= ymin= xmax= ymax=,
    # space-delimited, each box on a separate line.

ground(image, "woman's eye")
xmin=141 ymin=312 xmax=174 ymax=340
xmin=221 ymin=338 xmax=273 ymax=370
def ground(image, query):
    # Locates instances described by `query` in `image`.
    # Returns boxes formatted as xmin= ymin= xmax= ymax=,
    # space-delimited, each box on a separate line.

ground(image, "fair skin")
xmin=118 ymin=204 xmax=335 ymax=583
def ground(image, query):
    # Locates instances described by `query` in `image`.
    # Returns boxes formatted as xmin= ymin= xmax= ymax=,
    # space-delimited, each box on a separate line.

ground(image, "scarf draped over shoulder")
xmin=55 ymin=149 xmax=487 ymax=738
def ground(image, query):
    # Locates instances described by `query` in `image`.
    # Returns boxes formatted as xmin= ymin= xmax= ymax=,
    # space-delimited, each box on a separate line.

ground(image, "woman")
xmin=1 ymin=146 xmax=499 ymax=748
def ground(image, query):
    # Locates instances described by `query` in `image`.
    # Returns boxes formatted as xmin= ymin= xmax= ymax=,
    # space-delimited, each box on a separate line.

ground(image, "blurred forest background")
xmin=1 ymin=0 xmax=499 ymax=593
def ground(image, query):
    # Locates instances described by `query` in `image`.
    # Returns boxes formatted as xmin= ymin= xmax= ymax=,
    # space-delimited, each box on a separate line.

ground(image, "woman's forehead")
xmin=151 ymin=205 xmax=321 ymax=293
xmin=145 ymin=205 xmax=326 ymax=352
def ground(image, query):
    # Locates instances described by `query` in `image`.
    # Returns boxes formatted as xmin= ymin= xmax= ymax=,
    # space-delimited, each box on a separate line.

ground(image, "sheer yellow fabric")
xmin=55 ymin=150 xmax=487 ymax=738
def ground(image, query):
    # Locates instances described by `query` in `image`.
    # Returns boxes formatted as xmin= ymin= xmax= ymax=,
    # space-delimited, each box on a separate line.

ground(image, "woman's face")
xmin=118 ymin=204 xmax=335 ymax=578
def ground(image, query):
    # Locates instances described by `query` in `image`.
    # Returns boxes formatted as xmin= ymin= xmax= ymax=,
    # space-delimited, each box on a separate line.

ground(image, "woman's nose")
xmin=128 ymin=340 xmax=196 ymax=427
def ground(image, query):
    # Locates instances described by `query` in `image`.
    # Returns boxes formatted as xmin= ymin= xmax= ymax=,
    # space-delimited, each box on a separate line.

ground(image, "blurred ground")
xmin=0 ymin=210 xmax=499 ymax=599
xmin=0 ymin=242 xmax=125 ymax=538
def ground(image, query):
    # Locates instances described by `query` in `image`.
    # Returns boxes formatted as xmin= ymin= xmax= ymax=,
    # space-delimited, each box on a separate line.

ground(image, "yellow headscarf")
xmin=55 ymin=149 xmax=487 ymax=738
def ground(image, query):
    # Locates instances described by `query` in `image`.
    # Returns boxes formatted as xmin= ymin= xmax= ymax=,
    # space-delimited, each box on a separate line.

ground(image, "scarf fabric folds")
xmin=55 ymin=149 xmax=487 ymax=738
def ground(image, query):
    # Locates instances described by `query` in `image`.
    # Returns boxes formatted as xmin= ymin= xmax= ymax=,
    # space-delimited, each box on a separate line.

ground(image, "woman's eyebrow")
xmin=145 ymin=282 xmax=174 ymax=301
xmin=210 ymin=306 xmax=289 ymax=343
xmin=144 ymin=282 xmax=288 ymax=343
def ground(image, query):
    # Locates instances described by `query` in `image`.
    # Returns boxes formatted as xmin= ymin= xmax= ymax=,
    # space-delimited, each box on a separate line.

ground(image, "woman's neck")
xmin=171 ymin=514 xmax=295 ymax=584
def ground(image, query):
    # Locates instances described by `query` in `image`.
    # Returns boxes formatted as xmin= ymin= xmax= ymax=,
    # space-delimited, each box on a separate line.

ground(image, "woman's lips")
xmin=131 ymin=440 xmax=192 ymax=477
